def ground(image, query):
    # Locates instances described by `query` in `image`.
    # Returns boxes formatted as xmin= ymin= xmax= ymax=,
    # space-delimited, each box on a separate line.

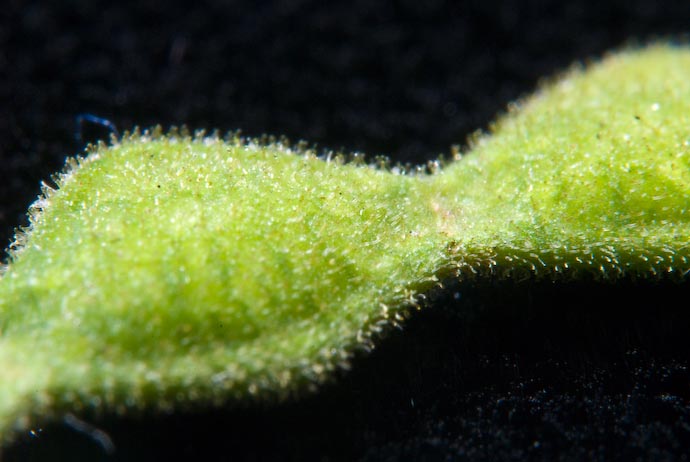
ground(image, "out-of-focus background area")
xmin=2 ymin=1 xmax=690 ymax=460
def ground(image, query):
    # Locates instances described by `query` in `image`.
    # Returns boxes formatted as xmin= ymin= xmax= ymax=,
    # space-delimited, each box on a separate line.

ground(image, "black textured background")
xmin=2 ymin=1 xmax=690 ymax=461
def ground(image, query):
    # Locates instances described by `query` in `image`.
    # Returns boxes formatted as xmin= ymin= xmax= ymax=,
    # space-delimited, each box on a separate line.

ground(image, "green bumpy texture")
xmin=1 ymin=45 xmax=689 ymax=442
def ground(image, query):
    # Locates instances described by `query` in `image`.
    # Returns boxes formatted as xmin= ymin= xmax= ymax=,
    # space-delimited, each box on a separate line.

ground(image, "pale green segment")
xmin=1 ymin=45 xmax=690 ymax=439
xmin=432 ymin=45 xmax=690 ymax=275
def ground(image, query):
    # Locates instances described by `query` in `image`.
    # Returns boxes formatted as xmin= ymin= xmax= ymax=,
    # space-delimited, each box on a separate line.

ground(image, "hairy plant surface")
xmin=1 ymin=45 xmax=689 ymax=443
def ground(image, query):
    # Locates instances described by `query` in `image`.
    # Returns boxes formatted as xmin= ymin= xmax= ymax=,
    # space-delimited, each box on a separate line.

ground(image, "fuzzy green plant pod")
xmin=1 ymin=44 xmax=690 ymax=443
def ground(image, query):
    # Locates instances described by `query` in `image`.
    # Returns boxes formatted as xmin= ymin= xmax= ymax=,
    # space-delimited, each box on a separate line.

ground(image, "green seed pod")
xmin=1 ymin=44 xmax=689 ymax=443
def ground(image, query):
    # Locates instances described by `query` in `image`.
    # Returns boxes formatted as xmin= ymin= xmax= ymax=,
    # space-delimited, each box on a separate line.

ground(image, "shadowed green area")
xmin=1 ymin=45 xmax=689 ymax=442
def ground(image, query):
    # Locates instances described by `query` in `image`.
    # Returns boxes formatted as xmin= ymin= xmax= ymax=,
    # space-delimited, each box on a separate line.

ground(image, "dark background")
xmin=2 ymin=1 xmax=690 ymax=460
